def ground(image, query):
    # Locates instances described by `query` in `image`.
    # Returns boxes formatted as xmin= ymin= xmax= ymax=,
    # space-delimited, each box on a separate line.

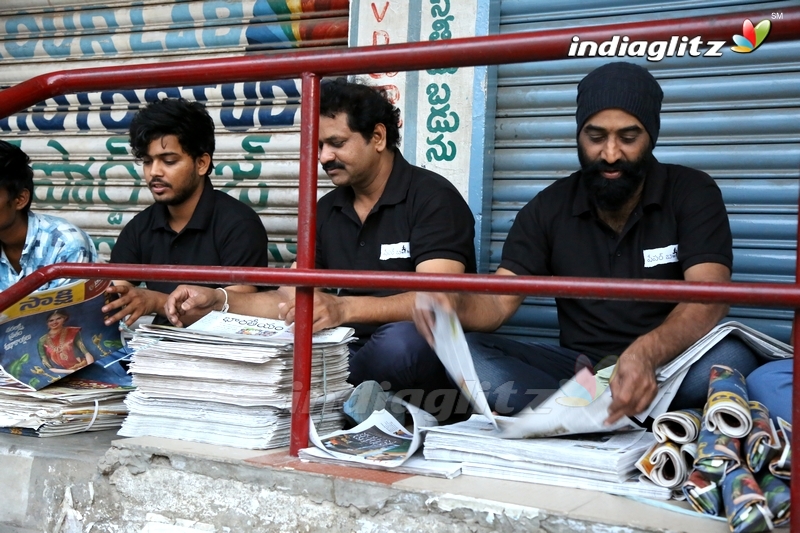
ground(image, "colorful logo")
xmin=730 ymin=19 xmax=771 ymax=53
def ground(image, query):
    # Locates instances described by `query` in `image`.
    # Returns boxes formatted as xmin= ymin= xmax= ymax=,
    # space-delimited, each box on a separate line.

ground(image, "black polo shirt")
xmin=316 ymin=152 xmax=476 ymax=338
xmin=500 ymin=158 xmax=732 ymax=358
xmin=111 ymin=177 xmax=269 ymax=324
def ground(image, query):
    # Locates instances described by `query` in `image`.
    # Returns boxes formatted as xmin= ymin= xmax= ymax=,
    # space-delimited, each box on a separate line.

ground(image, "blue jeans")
xmin=747 ymin=358 xmax=793 ymax=424
xmin=466 ymin=333 xmax=761 ymax=416
xmin=348 ymin=322 xmax=459 ymax=417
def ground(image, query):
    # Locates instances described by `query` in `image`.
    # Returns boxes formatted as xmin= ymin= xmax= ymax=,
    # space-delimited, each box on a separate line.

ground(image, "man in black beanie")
xmin=414 ymin=61 xmax=762 ymax=424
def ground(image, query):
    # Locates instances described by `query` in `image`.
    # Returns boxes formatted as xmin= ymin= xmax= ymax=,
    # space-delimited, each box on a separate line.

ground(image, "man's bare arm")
xmin=413 ymin=268 xmax=526 ymax=345
xmin=278 ymin=258 xmax=470 ymax=332
xmin=606 ymin=262 xmax=731 ymax=423
xmin=165 ymin=285 xmax=288 ymax=327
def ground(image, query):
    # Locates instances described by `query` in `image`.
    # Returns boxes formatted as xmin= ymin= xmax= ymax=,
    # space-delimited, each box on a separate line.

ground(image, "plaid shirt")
xmin=0 ymin=211 xmax=98 ymax=292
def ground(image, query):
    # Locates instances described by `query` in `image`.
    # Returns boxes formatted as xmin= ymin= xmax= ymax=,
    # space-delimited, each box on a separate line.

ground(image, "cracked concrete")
xmin=0 ymin=430 xmax=764 ymax=533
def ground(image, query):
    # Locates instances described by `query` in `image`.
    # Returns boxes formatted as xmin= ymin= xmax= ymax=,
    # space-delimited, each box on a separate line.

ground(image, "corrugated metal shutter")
xmin=0 ymin=0 xmax=349 ymax=265
xmin=495 ymin=0 xmax=799 ymax=342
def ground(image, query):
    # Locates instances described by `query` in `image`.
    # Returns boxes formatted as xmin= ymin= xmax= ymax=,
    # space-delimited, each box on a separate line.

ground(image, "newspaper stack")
xmin=119 ymin=311 xmax=355 ymax=449
xmin=423 ymin=415 xmax=671 ymax=499
xmin=0 ymin=279 xmax=131 ymax=437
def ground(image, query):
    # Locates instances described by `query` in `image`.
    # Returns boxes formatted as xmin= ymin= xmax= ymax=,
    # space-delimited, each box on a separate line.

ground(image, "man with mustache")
xmin=104 ymin=98 xmax=269 ymax=327
xmin=414 ymin=62 xmax=765 ymax=423
xmin=166 ymin=79 xmax=476 ymax=415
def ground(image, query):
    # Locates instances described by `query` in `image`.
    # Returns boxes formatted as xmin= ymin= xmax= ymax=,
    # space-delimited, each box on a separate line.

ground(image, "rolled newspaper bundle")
xmin=744 ymin=401 xmax=780 ymax=473
xmin=653 ymin=408 xmax=702 ymax=444
xmin=635 ymin=441 xmax=691 ymax=489
xmin=694 ymin=427 xmax=741 ymax=481
xmin=768 ymin=417 xmax=791 ymax=480
xmin=755 ymin=471 xmax=790 ymax=527
xmin=721 ymin=466 xmax=773 ymax=533
xmin=703 ymin=364 xmax=752 ymax=438
xmin=682 ymin=469 xmax=721 ymax=516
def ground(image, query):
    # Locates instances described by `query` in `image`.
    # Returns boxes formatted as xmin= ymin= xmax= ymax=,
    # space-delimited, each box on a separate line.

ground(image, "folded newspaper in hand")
xmin=423 ymin=292 xmax=791 ymax=438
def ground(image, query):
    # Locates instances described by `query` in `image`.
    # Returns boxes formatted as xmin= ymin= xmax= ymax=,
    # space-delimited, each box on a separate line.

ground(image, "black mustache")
xmin=322 ymin=161 xmax=345 ymax=172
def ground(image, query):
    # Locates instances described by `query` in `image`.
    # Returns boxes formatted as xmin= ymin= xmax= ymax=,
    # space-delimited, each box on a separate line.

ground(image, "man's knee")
xmin=348 ymin=322 xmax=437 ymax=389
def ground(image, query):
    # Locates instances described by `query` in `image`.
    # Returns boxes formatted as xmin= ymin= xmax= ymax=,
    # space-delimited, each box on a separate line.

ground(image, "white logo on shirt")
xmin=643 ymin=244 xmax=679 ymax=268
xmin=380 ymin=242 xmax=411 ymax=260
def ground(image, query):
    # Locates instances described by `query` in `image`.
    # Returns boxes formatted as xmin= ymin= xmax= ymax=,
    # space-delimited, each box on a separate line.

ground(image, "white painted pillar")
xmin=349 ymin=0 xmax=499 ymax=270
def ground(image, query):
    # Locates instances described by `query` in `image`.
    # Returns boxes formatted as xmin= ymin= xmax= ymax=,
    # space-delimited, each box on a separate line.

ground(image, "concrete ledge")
xmin=0 ymin=431 xmax=788 ymax=533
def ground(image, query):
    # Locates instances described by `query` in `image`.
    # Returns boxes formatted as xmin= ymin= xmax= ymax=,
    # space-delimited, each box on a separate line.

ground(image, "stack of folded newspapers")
xmin=0 ymin=360 xmax=133 ymax=437
xmin=423 ymin=416 xmax=670 ymax=499
xmin=118 ymin=311 xmax=354 ymax=449
xmin=0 ymin=279 xmax=131 ymax=437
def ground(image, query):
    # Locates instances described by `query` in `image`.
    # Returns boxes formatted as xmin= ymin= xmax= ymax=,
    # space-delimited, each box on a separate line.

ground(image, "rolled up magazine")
xmin=703 ymin=365 xmax=752 ymax=439
xmin=768 ymin=417 xmax=791 ymax=479
xmin=682 ymin=469 xmax=721 ymax=516
xmin=635 ymin=440 xmax=695 ymax=489
xmin=721 ymin=466 xmax=773 ymax=533
xmin=693 ymin=427 xmax=741 ymax=481
xmin=652 ymin=408 xmax=702 ymax=444
xmin=755 ymin=471 xmax=790 ymax=527
xmin=744 ymin=401 xmax=780 ymax=472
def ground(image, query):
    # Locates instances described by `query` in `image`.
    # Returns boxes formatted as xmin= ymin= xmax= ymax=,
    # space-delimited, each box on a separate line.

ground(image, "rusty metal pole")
xmin=290 ymin=72 xmax=320 ymax=456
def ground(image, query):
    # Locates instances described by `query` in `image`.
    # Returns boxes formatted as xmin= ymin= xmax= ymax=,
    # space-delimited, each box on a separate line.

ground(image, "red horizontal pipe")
xmin=0 ymin=7 xmax=797 ymax=119
xmin=4 ymin=263 xmax=800 ymax=312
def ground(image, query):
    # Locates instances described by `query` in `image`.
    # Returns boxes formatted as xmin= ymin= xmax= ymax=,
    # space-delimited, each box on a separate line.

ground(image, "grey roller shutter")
xmin=495 ymin=0 xmax=799 ymax=342
xmin=0 ymin=0 xmax=349 ymax=264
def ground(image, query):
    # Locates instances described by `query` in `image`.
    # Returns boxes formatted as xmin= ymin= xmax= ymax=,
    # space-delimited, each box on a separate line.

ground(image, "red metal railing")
xmin=0 ymin=6 xmax=798 ymax=527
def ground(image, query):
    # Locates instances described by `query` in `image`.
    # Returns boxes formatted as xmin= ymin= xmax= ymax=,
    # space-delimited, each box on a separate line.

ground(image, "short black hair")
xmin=0 ymin=140 xmax=34 ymax=213
xmin=129 ymin=98 xmax=216 ymax=177
xmin=320 ymin=78 xmax=401 ymax=151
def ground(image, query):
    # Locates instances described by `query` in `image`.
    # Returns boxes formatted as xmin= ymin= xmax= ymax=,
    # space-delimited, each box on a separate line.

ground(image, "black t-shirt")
xmin=110 ymin=177 xmax=269 ymax=324
xmin=316 ymin=152 xmax=476 ymax=338
xmin=500 ymin=159 xmax=732 ymax=358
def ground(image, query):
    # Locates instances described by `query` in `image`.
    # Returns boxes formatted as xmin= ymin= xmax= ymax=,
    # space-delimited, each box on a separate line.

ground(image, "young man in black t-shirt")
xmin=103 ymin=98 xmax=269 ymax=327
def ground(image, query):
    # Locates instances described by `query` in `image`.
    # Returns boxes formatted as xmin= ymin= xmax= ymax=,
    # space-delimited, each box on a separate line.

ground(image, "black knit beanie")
xmin=576 ymin=62 xmax=663 ymax=147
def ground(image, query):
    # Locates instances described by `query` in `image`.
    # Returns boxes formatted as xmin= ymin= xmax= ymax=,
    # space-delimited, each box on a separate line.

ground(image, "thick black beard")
xmin=578 ymin=146 xmax=651 ymax=212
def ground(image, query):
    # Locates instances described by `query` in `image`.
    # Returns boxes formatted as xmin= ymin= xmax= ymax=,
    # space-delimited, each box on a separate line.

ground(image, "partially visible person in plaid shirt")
xmin=0 ymin=140 xmax=98 ymax=292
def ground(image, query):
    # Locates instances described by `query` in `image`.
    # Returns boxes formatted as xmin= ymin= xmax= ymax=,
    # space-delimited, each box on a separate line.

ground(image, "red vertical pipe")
xmin=793 ymin=189 xmax=800 ymax=531
xmin=290 ymin=72 xmax=320 ymax=456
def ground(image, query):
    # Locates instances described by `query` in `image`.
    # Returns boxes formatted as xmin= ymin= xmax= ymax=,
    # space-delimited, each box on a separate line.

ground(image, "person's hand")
xmin=103 ymin=284 xmax=161 ymax=328
xmin=605 ymin=351 xmax=658 ymax=425
xmin=412 ymin=292 xmax=457 ymax=347
xmin=277 ymin=291 xmax=346 ymax=333
xmin=164 ymin=285 xmax=223 ymax=327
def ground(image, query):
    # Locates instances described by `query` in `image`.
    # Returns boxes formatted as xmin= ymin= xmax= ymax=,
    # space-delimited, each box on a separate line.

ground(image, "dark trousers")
xmin=347 ymin=321 xmax=463 ymax=419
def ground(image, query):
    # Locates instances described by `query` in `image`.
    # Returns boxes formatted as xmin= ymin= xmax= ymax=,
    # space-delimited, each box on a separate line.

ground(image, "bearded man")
xmin=414 ymin=62 xmax=763 ymax=423
xmin=103 ymin=98 xmax=269 ymax=327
